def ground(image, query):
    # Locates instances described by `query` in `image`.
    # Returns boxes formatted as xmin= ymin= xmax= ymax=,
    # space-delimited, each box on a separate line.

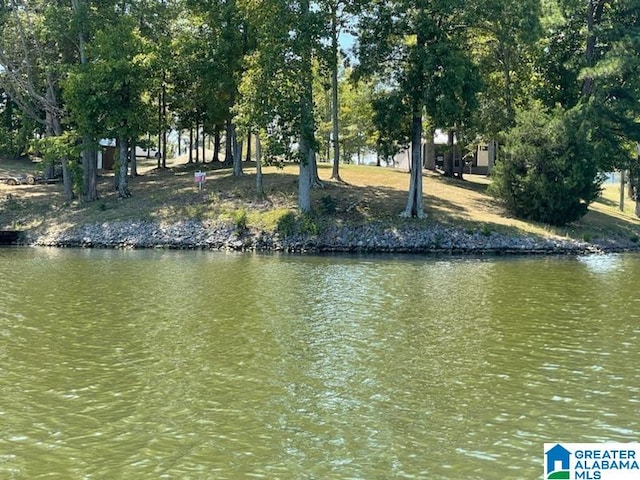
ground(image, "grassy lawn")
xmin=1 ymin=154 xmax=639 ymax=245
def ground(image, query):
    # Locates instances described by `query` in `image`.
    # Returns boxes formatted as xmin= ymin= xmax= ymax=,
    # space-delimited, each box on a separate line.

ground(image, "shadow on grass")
xmin=437 ymin=174 xmax=489 ymax=193
xmin=595 ymin=195 xmax=620 ymax=208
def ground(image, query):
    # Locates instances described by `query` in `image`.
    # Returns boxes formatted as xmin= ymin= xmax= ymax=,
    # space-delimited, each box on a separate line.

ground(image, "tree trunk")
xmin=455 ymin=130 xmax=464 ymax=180
xmin=60 ymin=157 xmax=74 ymax=201
xmin=400 ymin=109 xmax=425 ymax=218
xmin=161 ymin=82 xmax=167 ymax=168
xmin=82 ymin=143 xmax=98 ymax=201
xmin=117 ymin=136 xmax=131 ymax=198
xmin=202 ymin=130 xmax=206 ymax=163
xmin=424 ymin=127 xmax=436 ymax=170
xmin=157 ymin=92 xmax=162 ymax=168
xmin=202 ymin=129 xmax=207 ymax=163
xmin=48 ymin=110 xmax=74 ymax=200
xmin=195 ymin=126 xmax=199 ymax=163
xmin=298 ymin=0 xmax=314 ymax=212
xmin=487 ymin=139 xmax=497 ymax=175
xmin=214 ymin=125 xmax=221 ymax=162
xmin=330 ymin=5 xmax=341 ymax=182
xmin=636 ymin=144 xmax=640 ymax=218
xmin=245 ymin=132 xmax=252 ymax=162
xmin=582 ymin=0 xmax=606 ymax=97
xmin=299 ymin=145 xmax=312 ymax=213
xmin=256 ymin=132 xmax=264 ymax=197
xmin=188 ymin=128 xmax=193 ymax=163
xmin=71 ymin=1 xmax=97 ymax=201
xmin=620 ymin=170 xmax=625 ymax=211
xmin=500 ymin=45 xmax=515 ymax=126
xmin=309 ymin=148 xmax=323 ymax=188
xmin=130 ymin=139 xmax=137 ymax=177
xmin=232 ymin=125 xmax=243 ymax=177
xmin=443 ymin=130 xmax=455 ymax=177
xmin=225 ymin=117 xmax=233 ymax=165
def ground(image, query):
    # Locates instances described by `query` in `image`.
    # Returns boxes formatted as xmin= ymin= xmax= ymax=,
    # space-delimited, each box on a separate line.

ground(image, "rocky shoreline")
xmin=19 ymin=219 xmax=640 ymax=255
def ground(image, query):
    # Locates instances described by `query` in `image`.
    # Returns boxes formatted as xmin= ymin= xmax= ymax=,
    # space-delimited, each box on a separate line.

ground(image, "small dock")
xmin=0 ymin=230 xmax=22 ymax=245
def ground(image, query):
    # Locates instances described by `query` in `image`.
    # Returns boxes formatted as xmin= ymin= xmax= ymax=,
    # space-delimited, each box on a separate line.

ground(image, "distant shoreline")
xmin=18 ymin=220 xmax=640 ymax=255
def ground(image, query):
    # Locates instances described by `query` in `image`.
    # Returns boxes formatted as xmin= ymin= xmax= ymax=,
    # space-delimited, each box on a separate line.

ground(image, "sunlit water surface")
xmin=1 ymin=248 xmax=639 ymax=479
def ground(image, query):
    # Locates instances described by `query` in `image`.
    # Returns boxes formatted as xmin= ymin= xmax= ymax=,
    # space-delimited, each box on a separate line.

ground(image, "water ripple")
xmin=1 ymin=250 xmax=640 ymax=478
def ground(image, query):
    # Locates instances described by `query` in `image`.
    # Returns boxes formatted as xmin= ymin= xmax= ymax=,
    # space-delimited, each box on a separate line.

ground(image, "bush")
xmin=231 ymin=208 xmax=248 ymax=232
xmin=276 ymin=212 xmax=298 ymax=237
xmin=489 ymin=103 xmax=603 ymax=226
xmin=276 ymin=211 xmax=320 ymax=237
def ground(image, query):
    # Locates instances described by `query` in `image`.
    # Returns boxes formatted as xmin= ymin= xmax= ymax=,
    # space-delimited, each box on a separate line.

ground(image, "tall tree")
xmin=70 ymin=0 xmax=100 ymax=201
xmin=357 ymin=0 xmax=480 ymax=216
xmin=64 ymin=12 xmax=152 ymax=199
xmin=536 ymin=0 xmax=640 ymax=174
xmin=185 ymin=0 xmax=253 ymax=176
xmin=239 ymin=0 xmax=322 ymax=212
xmin=492 ymin=0 xmax=640 ymax=224
xmin=317 ymin=0 xmax=350 ymax=181
xmin=135 ymin=0 xmax=181 ymax=169
xmin=0 ymin=0 xmax=75 ymax=199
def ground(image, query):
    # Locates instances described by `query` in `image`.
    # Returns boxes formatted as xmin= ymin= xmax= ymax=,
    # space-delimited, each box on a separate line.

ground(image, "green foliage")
xmin=63 ymin=16 xmax=152 ymax=141
xmin=238 ymin=0 xmax=316 ymax=161
xmin=371 ymin=90 xmax=411 ymax=162
xmin=32 ymin=132 xmax=81 ymax=164
xmin=31 ymin=132 xmax=85 ymax=194
xmin=276 ymin=211 xmax=321 ymax=237
xmin=471 ymin=0 xmax=542 ymax=137
xmin=276 ymin=211 xmax=298 ymax=237
xmin=533 ymin=0 xmax=640 ymax=174
xmin=314 ymin=66 xmax=377 ymax=164
xmin=231 ymin=208 xmax=248 ymax=232
xmin=0 ymin=93 xmax=36 ymax=157
xmin=489 ymin=103 xmax=603 ymax=226
xmin=31 ymin=131 xmax=84 ymax=194
xmin=299 ymin=214 xmax=320 ymax=235
xmin=533 ymin=11 xmax=582 ymax=110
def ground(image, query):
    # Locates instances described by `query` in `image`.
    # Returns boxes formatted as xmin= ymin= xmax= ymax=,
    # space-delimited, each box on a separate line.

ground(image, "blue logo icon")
xmin=546 ymin=444 xmax=571 ymax=479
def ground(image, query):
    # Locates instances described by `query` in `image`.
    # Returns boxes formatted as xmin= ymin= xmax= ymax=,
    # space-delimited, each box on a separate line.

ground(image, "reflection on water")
xmin=1 ymin=249 xmax=639 ymax=478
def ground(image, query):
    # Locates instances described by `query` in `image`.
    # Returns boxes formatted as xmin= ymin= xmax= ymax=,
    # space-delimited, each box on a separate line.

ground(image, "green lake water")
xmin=1 ymin=248 xmax=639 ymax=479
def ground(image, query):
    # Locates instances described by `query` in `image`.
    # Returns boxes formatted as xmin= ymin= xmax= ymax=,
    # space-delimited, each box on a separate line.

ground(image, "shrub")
xmin=231 ymin=208 xmax=248 ymax=232
xmin=299 ymin=214 xmax=320 ymax=235
xmin=276 ymin=212 xmax=298 ymax=237
xmin=489 ymin=103 xmax=603 ymax=226
xmin=276 ymin=211 xmax=320 ymax=236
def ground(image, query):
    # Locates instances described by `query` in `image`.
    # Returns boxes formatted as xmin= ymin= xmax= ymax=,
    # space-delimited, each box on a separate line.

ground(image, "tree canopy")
xmin=0 ymin=0 xmax=638 ymax=222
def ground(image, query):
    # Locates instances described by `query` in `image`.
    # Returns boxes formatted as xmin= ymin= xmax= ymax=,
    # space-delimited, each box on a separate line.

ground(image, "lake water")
xmin=1 ymin=248 xmax=639 ymax=479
